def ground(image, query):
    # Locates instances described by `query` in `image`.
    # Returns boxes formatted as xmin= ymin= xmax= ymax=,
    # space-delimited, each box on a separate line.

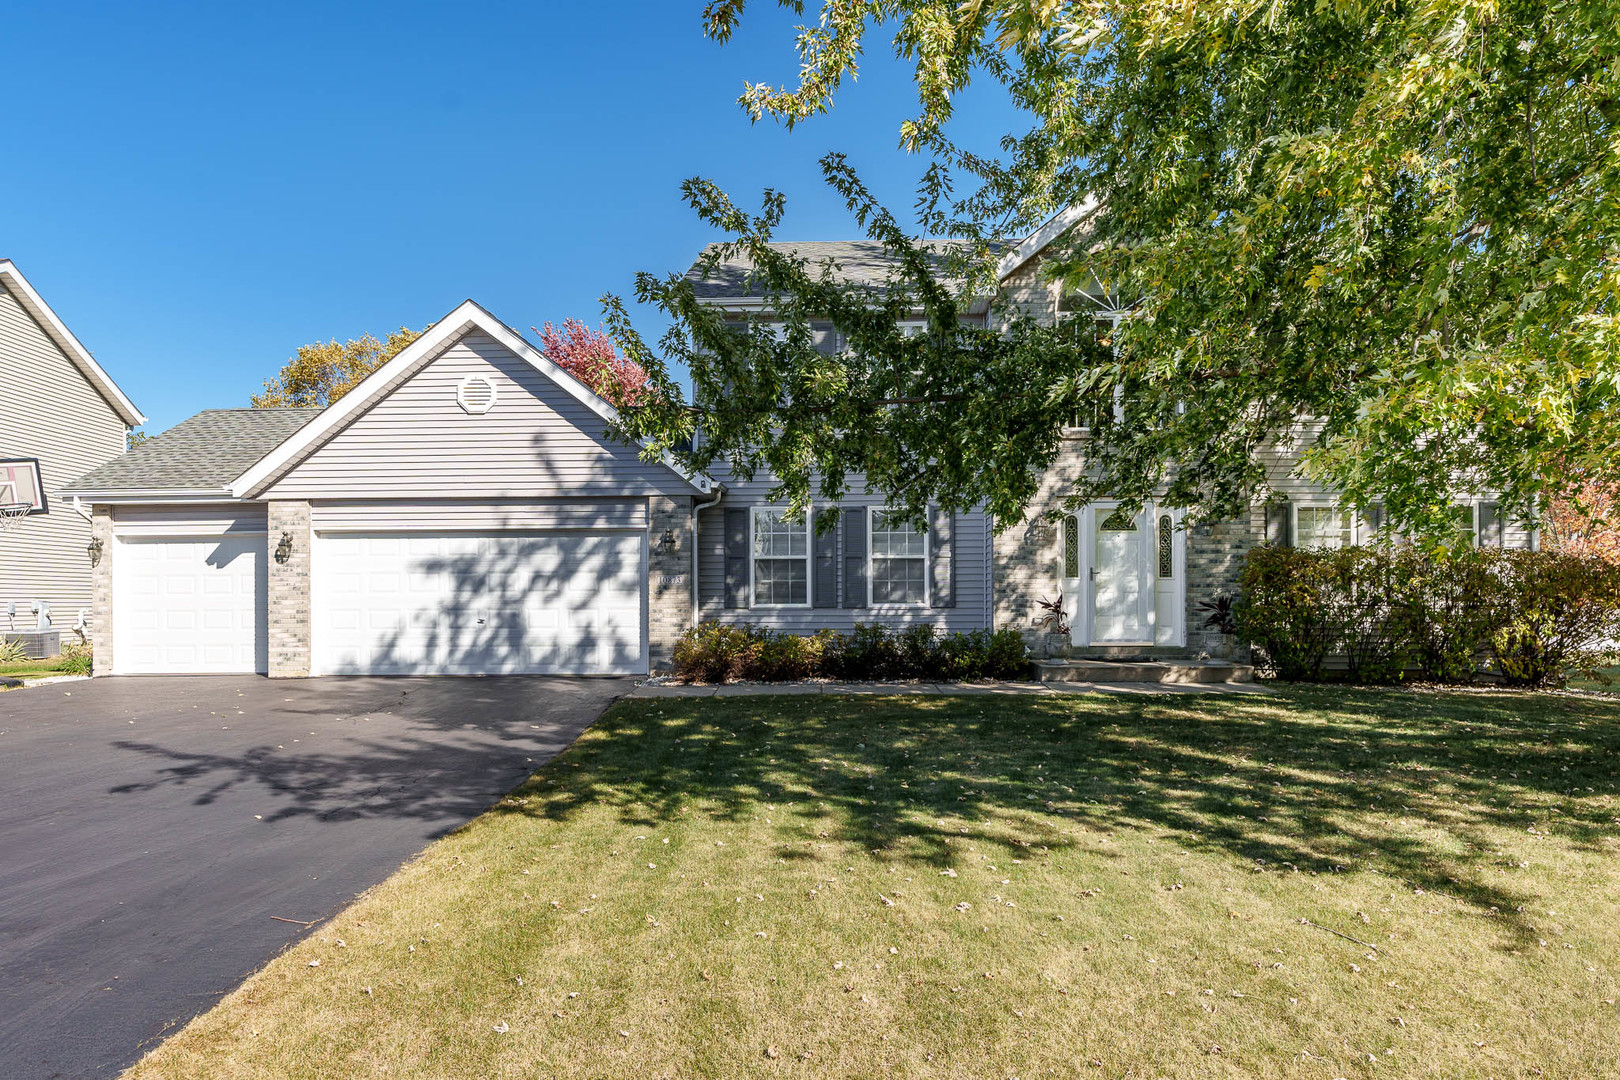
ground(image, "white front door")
xmin=1086 ymin=505 xmax=1153 ymax=644
xmin=311 ymin=531 xmax=646 ymax=675
xmin=115 ymin=534 xmax=269 ymax=674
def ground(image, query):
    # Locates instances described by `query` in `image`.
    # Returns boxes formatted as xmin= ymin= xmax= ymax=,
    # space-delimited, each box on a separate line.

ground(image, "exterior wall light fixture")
xmin=87 ymin=536 xmax=103 ymax=567
xmin=275 ymin=532 xmax=294 ymax=565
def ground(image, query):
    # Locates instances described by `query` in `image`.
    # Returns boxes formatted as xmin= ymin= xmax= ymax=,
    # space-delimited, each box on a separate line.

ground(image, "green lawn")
xmin=1568 ymin=666 xmax=1620 ymax=693
xmin=126 ymin=687 xmax=1620 ymax=1079
xmin=0 ymin=657 xmax=74 ymax=680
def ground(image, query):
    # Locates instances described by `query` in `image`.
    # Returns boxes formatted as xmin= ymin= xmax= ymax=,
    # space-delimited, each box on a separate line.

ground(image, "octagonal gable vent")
xmin=456 ymin=374 xmax=498 ymax=415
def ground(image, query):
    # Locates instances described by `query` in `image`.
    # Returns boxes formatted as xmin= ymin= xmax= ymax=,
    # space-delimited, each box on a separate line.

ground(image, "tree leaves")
xmin=611 ymin=0 xmax=1620 ymax=535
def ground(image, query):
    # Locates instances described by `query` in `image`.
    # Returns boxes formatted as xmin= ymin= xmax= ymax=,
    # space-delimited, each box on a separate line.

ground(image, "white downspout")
xmin=71 ymin=495 xmax=93 ymax=523
xmin=692 ymin=487 xmax=723 ymax=626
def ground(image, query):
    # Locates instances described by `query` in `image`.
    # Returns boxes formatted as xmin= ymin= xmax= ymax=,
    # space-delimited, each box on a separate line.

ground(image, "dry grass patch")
xmin=125 ymin=687 xmax=1620 ymax=1079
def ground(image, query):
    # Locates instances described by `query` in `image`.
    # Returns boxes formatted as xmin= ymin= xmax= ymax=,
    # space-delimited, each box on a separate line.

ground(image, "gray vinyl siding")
xmin=112 ymin=504 xmax=268 ymax=535
xmin=261 ymin=331 xmax=695 ymax=500
xmin=0 ymin=282 xmax=127 ymax=619
xmin=697 ymin=469 xmax=992 ymax=633
xmin=310 ymin=498 xmax=648 ymax=531
xmin=1254 ymin=429 xmax=1535 ymax=548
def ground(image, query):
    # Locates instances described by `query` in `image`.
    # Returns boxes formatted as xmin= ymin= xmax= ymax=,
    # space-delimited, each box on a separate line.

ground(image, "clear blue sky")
xmin=2 ymin=2 xmax=1018 ymax=435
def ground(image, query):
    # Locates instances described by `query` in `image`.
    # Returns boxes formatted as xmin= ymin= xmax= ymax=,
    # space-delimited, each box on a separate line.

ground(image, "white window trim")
xmin=866 ymin=506 xmax=931 ymax=609
xmin=749 ymin=505 xmax=813 ymax=609
xmin=1057 ymin=304 xmax=1127 ymax=433
xmin=1452 ymin=502 xmax=1480 ymax=547
xmin=1291 ymin=502 xmax=1358 ymax=550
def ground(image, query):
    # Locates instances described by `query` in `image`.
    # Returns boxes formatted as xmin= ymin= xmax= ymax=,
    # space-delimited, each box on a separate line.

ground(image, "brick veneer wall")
xmin=90 ymin=506 xmax=114 ymax=676
xmin=267 ymin=500 xmax=312 ymax=678
xmin=992 ymin=443 xmax=1088 ymax=643
xmin=1184 ymin=516 xmax=1257 ymax=658
xmin=647 ymin=495 xmax=695 ymax=668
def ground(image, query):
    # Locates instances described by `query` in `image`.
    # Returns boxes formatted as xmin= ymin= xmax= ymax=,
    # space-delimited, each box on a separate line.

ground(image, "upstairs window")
xmin=752 ymin=508 xmax=810 ymax=606
xmin=870 ymin=510 xmax=927 ymax=605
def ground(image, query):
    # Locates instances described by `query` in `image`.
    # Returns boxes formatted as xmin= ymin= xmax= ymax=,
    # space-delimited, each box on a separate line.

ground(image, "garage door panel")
xmin=116 ymin=533 xmax=268 ymax=674
xmin=313 ymin=530 xmax=645 ymax=676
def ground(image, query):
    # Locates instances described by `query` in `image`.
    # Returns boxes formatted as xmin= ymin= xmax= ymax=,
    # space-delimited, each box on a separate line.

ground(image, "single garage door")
xmin=115 ymin=533 xmax=269 ymax=674
xmin=311 ymin=531 xmax=646 ymax=675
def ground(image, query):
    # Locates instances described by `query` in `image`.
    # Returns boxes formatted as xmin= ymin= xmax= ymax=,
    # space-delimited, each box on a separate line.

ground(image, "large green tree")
xmin=608 ymin=0 xmax=1620 ymax=536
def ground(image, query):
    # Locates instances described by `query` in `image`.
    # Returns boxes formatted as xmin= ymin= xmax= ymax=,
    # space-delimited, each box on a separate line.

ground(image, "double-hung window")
xmin=869 ymin=510 xmax=927 ymax=605
xmin=1450 ymin=503 xmax=1478 ymax=547
xmin=1295 ymin=505 xmax=1354 ymax=549
xmin=752 ymin=508 xmax=809 ymax=606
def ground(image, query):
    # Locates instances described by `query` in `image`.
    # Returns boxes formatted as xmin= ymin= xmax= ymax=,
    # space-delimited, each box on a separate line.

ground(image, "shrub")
xmin=1334 ymin=546 xmax=1410 ymax=684
xmin=1236 ymin=543 xmax=1620 ymax=686
xmin=670 ymin=623 xmax=1032 ymax=683
xmin=1394 ymin=547 xmax=1497 ymax=682
xmin=59 ymin=643 xmax=93 ymax=676
xmin=1486 ymin=550 xmax=1620 ymax=687
xmin=823 ymin=623 xmax=902 ymax=681
xmin=0 ymin=637 xmax=26 ymax=665
xmin=1235 ymin=547 xmax=1340 ymax=680
xmin=895 ymin=625 xmax=941 ymax=680
xmin=671 ymin=623 xmax=757 ymax=684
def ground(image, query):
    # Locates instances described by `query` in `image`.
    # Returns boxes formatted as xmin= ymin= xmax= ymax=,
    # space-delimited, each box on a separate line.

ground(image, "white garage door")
xmin=115 ymin=534 xmax=269 ymax=674
xmin=311 ymin=531 xmax=646 ymax=675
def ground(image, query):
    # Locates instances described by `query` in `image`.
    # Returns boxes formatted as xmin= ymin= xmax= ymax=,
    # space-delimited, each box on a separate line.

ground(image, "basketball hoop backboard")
xmin=0 ymin=458 xmax=47 ymax=517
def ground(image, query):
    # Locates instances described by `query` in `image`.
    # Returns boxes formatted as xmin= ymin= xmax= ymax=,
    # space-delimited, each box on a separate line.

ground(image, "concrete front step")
xmin=1034 ymin=659 xmax=1254 ymax=684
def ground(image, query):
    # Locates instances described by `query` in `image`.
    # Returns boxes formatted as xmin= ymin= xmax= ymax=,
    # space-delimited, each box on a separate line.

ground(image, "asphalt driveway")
xmin=0 ymin=674 xmax=628 ymax=1079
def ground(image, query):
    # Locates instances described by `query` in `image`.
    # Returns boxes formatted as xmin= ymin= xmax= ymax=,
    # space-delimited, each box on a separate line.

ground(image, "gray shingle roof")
xmin=61 ymin=408 xmax=322 ymax=493
xmin=685 ymin=240 xmax=968 ymax=299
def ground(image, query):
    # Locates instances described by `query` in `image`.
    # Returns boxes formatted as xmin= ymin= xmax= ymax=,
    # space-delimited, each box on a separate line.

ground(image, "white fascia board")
xmin=0 ymin=260 xmax=147 ymax=427
xmin=231 ymin=299 xmax=716 ymax=498
xmin=994 ymin=198 xmax=1100 ymax=284
xmin=58 ymin=488 xmax=245 ymax=504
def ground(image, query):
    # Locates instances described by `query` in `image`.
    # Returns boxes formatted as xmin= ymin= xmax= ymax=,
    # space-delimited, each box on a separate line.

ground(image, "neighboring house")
xmin=685 ymin=209 xmax=1536 ymax=659
xmin=0 ymin=261 xmax=145 ymax=636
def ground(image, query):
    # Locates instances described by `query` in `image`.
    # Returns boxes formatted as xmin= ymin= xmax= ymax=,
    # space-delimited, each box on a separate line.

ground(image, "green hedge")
xmin=1236 ymin=545 xmax=1620 ymax=686
xmin=671 ymin=623 xmax=1029 ymax=684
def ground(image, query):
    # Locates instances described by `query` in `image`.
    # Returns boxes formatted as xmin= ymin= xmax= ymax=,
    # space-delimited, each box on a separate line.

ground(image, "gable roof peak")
xmin=229 ymin=299 xmax=716 ymax=498
xmin=0 ymin=259 xmax=146 ymax=427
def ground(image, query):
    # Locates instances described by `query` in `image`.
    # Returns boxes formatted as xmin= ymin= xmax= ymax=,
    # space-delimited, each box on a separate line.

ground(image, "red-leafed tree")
xmin=536 ymin=318 xmax=648 ymax=407
xmin=1545 ymin=480 xmax=1620 ymax=561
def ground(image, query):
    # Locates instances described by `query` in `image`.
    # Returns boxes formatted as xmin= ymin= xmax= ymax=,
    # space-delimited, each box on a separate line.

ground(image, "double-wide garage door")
xmin=311 ymin=532 xmax=645 ymax=675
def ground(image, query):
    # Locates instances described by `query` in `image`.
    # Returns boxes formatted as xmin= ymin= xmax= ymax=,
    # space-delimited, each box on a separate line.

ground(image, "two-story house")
xmin=0 ymin=261 xmax=144 ymax=645
xmin=58 ymin=211 xmax=1531 ymax=679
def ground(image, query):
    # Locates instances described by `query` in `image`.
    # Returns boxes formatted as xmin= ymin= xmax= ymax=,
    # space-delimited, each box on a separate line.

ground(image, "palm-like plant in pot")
xmin=1197 ymin=594 xmax=1239 ymax=661
xmin=1034 ymin=594 xmax=1072 ymax=660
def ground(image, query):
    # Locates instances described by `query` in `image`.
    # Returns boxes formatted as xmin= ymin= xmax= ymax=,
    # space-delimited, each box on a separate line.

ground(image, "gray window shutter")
xmin=929 ymin=507 xmax=956 ymax=608
xmin=724 ymin=506 xmax=749 ymax=609
xmin=1264 ymin=502 xmax=1293 ymax=547
xmin=1479 ymin=501 xmax=1504 ymax=547
xmin=812 ymin=508 xmax=839 ymax=608
xmin=1364 ymin=504 xmax=1384 ymax=540
xmin=842 ymin=506 xmax=867 ymax=608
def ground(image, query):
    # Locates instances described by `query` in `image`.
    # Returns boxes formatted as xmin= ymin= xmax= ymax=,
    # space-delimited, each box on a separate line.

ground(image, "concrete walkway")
xmin=632 ymin=679 xmax=1272 ymax=698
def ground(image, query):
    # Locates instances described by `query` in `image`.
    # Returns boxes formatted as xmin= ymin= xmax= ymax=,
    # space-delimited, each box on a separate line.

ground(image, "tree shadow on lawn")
xmin=508 ymin=686 xmax=1620 ymax=948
